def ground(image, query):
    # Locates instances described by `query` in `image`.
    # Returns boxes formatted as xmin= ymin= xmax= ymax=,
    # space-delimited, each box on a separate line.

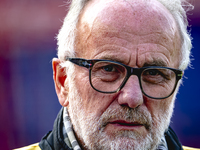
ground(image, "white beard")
xmin=66 ymin=76 xmax=176 ymax=150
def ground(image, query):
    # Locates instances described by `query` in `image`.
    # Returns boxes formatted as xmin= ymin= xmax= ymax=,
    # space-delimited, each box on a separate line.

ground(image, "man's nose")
xmin=117 ymin=76 xmax=143 ymax=108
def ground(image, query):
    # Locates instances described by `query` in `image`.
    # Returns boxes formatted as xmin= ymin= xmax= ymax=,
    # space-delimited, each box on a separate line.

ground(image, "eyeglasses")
xmin=66 ymin=58 xmax=183 ymax=99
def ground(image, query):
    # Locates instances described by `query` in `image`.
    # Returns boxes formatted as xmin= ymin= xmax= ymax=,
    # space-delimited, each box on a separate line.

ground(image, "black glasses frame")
xmin=66 ymin=57 xmax=183 ymax=99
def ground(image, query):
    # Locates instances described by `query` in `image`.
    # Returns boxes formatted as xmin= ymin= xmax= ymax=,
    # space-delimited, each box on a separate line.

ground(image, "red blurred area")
xmin=0 ymin=1 xmax=68 ymax=149
xmin=0 ymin=0 xmax=68 ymax=54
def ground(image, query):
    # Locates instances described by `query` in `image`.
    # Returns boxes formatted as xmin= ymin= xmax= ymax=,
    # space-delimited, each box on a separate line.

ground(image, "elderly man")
xmin=16 ymin=0 xmax=199 ymax=150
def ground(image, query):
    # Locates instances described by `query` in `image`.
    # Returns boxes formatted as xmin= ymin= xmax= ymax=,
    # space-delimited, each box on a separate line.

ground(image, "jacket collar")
xmin=39 ymin=107 xmax=71 ymax=150
xmin=165 ymin=126 xmax=183 ymax=150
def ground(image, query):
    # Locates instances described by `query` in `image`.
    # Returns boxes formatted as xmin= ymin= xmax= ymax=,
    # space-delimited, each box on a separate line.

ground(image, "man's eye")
xmin=102 ymin=65 xmax=115 ymax=72
xmin=145 ymin=69 xmax=160 ymax=76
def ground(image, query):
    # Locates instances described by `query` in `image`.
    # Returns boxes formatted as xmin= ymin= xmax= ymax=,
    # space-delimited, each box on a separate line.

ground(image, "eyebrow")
xmin=95 ymin=55 xmax=168 ymax=67
xmin=98 ymin=56 xmax=126 ymax=64
xmin=143 ymin=60 xmax=168 ymax=67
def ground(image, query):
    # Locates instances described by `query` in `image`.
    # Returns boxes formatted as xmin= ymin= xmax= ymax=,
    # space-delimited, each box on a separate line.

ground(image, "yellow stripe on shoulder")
xmin=13 ymin=143 xmax=41 ymax=150
xmin=183 ymin=146 xmax=200 ymax=150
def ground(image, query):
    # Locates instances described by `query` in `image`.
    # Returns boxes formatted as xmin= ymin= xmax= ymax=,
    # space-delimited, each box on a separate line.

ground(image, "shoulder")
xmin=183 ymin=146 xmax=200 ymax=150
xmin=13 ymin=143 xmax=41 ymax=150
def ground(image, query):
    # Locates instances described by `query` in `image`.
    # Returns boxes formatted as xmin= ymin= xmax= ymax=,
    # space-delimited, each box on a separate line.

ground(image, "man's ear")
xmin=52 ymin=58 xmax=69 ymax=107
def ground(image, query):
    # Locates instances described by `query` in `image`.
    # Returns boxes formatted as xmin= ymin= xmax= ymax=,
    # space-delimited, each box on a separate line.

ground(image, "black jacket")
xmin=39 ymin=108 xmax=184 ymax=150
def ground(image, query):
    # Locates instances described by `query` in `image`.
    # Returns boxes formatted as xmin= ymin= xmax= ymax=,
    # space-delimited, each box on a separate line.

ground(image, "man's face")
xmin=66 ymin=0 xmax=181 ymax=149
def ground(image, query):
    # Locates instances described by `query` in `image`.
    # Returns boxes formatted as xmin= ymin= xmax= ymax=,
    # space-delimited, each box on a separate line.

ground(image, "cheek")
xmin=144 ymin=97 xmax=174 ymax=119
xmin=74 ymin=68 xmax=117 ymax=116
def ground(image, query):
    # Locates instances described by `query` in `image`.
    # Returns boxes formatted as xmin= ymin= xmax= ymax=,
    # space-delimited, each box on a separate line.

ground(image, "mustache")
xmin=98 ymin=106 xmax=152 ymax=130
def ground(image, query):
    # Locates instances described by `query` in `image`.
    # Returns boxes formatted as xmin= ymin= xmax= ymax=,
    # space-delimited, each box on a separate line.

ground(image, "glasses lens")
xmin=90 ymin=61 xmax=127 ymax=92
xmin=141 ymin=68 xmax=176 ymax=98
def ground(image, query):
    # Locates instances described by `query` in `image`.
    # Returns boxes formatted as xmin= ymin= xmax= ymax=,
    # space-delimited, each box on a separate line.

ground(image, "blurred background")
xmin=0 ymin=0 xmax=199 ymax=149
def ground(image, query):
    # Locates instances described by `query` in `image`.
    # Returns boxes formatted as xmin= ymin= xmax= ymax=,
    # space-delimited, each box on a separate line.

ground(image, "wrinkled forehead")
xmin=78 ymin=0 xmax=178 ymax=36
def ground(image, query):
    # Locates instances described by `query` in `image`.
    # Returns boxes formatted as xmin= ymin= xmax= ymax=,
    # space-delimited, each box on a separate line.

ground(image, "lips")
xmin=109 ymin=120 xmax=144 ymax=127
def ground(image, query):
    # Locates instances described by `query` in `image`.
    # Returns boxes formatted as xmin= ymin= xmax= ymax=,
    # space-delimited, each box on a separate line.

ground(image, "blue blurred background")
xmin=0 ymin=0 xmax=199 ymax=149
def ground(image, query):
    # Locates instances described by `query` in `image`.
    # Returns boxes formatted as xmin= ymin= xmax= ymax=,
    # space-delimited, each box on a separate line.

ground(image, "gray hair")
xmin=57 ymin=0 xmax=193 ymax=70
